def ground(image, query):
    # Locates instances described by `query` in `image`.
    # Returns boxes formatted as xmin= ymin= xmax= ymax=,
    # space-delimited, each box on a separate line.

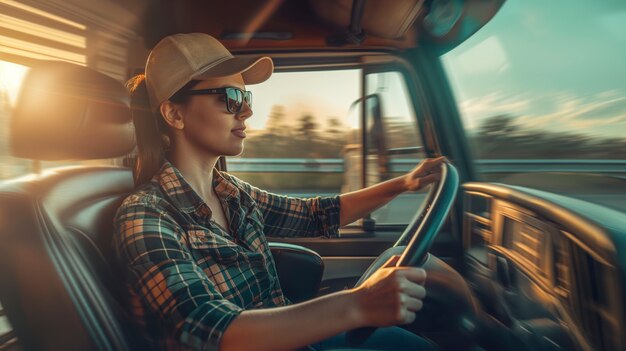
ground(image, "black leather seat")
xmin=0 ymin=62 xmax=138 ymax=350
xmin=0 ymin=61 xmax=324 ymax=350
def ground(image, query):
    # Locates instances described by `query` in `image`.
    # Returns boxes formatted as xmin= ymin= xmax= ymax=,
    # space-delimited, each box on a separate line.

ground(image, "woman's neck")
xmin=168 ymin=143 xmax=220 ymax=201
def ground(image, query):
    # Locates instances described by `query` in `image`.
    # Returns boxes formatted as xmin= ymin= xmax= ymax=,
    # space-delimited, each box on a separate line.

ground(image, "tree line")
xmin=240 ymin=105 xmax=626 ymax=160
xmin=469 ymin=114 xmax=626 ymax=159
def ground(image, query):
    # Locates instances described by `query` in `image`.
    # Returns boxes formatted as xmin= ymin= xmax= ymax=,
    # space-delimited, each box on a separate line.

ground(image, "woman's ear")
xmin=159 ymin=101 xmax=185 ymax=130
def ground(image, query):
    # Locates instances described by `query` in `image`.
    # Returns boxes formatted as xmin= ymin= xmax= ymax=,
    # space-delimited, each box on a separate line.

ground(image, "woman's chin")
xmin=223 ymin=144 xmax=245 ymax=157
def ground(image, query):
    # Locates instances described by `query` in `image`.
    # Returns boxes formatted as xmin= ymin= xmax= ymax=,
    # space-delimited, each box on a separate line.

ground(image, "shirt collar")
xmin=155 ymin=161 xmax=241 ymax=214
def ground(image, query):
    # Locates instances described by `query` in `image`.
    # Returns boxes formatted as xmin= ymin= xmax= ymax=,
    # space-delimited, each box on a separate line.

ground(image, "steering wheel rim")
xmin=398 ymin=161 xmax=459 ymax=266
xmin=346 ymin=162 xmax=459 ymax=345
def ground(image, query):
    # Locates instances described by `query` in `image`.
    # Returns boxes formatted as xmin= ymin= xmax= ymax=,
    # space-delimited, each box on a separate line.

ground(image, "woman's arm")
xmin=115 ymin=202 xmax=427 ymax=351
xmin=222 ymin=173 xmax=341 ymax=238
xmin=221 ymin=256 xmax=426 ymax=351
xmin=339 ymin=157 xmax=446 ymax=226
xmin=222 ymin=289 xmax=358 ymax=351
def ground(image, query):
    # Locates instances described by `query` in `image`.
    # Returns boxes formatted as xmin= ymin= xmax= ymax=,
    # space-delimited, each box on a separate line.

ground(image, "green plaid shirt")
xmin=113 ymin=161 xmax=340 ymax=351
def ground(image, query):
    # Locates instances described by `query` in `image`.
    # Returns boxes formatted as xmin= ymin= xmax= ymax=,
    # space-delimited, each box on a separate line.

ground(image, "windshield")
xmin=442 ymin=0 xmax=626 ymax=211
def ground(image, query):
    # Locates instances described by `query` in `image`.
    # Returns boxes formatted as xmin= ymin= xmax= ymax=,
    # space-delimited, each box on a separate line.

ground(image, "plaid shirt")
xmin=113 ymin=161 xmax=340 ymax=351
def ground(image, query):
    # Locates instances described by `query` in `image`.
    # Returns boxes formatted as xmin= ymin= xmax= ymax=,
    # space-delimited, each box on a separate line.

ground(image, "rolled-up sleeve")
xmin=113 ymin=202 xmax=242 ymax=351
xmin=225 ymin=174 xmax=341 ymax=238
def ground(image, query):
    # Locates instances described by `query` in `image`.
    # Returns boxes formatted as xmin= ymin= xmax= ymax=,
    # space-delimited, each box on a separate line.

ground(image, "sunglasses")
xmin=182 ymin=87 xmax=252 ymax=114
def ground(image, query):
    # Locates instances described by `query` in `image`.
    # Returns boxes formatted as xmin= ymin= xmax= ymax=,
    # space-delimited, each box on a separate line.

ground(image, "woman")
xmin=114 ymin=33 xmax=445 ymax=351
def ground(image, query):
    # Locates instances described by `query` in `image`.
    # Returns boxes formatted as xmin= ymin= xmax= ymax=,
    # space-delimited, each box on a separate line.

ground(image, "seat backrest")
xmin=0 ymin=62 xmax=139 ymax=350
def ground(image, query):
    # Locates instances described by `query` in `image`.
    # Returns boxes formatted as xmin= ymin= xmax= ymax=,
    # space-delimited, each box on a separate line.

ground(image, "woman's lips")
xmin=231 ymin=129 xmax=246 ymax=138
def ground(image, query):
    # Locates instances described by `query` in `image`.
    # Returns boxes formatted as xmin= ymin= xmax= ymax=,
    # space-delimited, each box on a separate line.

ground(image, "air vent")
xmin=466 ymin=192 xmax=491 ymax=218
xmin=502 ymin=217 xmax=544 ymax=274
xmin=463 ymin=193 xmax=493 ymax=264
xmin=570 ymin=243 xmax=621 ymax=351
xmin=553 ymin=233 xmax=571 ymax=299
xmin=463 ymin=211 xmax=492 ymax=264
xmin=468 ymin=212 xmax=492 ymax=245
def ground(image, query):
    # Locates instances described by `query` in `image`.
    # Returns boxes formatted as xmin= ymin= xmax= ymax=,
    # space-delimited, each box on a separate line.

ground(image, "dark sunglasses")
xmin=182 ymin=87 xmax=252 ymax=114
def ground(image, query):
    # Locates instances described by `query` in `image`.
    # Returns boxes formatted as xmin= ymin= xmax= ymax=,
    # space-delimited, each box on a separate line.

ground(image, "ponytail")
xmin=126 ymin=75 xmax=200 ymax=186
xmin=126 ymin=74 xmax=167 ymax=186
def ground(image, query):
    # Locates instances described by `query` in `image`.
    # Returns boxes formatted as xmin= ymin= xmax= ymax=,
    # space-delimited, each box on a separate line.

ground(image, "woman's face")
xmin=175 ymin=73 xmax=252 ymax=157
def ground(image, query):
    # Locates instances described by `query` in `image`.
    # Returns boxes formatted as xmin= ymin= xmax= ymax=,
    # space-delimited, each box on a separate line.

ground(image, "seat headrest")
xmin=10 ymin=61 xmax=135 ymax=160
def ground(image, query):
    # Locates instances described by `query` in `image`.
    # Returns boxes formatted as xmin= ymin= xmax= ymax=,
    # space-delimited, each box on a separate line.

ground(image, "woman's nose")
xmin=236 ymin=101 xmax=253 ymax=120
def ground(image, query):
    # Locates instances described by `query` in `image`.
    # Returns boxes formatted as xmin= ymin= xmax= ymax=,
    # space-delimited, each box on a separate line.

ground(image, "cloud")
xmin=459 ymin=90 xmax=626 ymax=138
xmin=460 ymin=92 xmax=532 ymax=129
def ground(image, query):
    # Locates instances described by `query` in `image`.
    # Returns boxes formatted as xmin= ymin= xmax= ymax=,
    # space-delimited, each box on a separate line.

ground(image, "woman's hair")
xmin=126 ymin=74 xmax=199 ymax=186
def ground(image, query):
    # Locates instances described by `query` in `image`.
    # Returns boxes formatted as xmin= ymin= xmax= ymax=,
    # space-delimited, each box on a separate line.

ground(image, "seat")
xmin=0 ymin=61 xmax=324 ymax=350
xmin=0 ymin=61 xmax=139 ymax=350
xmin=268 ymin=242 xmax=324 ymax=303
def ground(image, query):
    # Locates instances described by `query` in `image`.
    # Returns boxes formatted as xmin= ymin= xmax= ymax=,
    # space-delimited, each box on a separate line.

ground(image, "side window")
xmin=365 ymin=71 xmax=426 ymax=225
xmin=0 ymin=59 xmax=123 ymax=177
xmin=0 ymin=1 xmax=137 ymax=179
xmin=441 ymin=1 xmax=626 ymax=185
xmin=0 ymin=61 xmax=31 ymax=180
xmin=227 ymin=68 xmax=426 ymax=228
xmin=228 ymin=69 xmax=361 ymax=211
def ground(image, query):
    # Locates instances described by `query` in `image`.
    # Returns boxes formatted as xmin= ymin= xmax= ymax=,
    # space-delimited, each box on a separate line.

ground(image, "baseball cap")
xmin=144 ymin=33 xmax=274 ymax=111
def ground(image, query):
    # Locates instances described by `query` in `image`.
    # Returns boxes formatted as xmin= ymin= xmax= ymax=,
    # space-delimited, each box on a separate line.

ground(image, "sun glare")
xmin=0 ymin=61 xmax=29 ymax=106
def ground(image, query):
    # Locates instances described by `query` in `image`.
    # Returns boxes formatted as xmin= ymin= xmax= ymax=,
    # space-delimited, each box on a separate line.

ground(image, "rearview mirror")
xmin=345 ymin=94 xmax=389 ymax=188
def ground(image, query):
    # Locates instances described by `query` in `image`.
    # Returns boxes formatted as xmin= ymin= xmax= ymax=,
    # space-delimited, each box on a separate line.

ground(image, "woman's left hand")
xmin=339 ymin=156 xmax=448 ymax=226
xmin=403 ymin=156 xmax=447 ymax=191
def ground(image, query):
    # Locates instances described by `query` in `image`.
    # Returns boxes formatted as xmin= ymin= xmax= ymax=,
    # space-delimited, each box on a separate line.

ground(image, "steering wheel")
xmin=347 ymin=161 xmax=460 ymax=345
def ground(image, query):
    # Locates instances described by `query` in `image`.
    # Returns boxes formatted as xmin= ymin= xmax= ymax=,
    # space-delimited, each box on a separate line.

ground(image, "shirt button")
xmin=200 ymin=205 xmax=212 ymax=217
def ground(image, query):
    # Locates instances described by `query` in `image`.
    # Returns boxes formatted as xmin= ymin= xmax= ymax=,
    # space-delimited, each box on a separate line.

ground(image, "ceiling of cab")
xmin=115 ymin=0 xmax=506 ymax=54
xmin=117 ymin=0 xmax=425 ymax=51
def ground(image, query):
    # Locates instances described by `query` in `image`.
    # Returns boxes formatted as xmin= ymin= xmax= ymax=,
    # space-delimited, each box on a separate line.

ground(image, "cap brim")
xmin=193 ymin=56 xmax=274 ymax=85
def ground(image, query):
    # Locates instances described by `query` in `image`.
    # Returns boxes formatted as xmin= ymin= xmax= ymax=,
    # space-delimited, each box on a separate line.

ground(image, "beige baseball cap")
xmin=145 ymin=33 xmax=274 ymax=111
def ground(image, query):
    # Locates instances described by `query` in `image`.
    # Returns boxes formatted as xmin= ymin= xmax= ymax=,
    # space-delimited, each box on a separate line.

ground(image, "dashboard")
xmin=462 ymin=183 xmax=625 ymax=351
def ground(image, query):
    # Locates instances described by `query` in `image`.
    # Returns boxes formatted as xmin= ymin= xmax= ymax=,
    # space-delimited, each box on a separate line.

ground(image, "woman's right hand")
xmin=349 ymin=255 xmax=427 ymax=327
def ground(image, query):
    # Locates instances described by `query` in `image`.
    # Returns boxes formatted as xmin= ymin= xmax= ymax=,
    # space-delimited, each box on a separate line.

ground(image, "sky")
xmin=442 ymin=0 xmax=626 ymax=138
xmin=246 ymin=69 xmax=361 ymax=131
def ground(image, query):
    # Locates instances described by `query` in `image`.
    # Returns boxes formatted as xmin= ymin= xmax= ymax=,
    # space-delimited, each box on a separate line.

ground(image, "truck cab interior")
xmin=0 ymin=1 xmax=625 ymax=350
